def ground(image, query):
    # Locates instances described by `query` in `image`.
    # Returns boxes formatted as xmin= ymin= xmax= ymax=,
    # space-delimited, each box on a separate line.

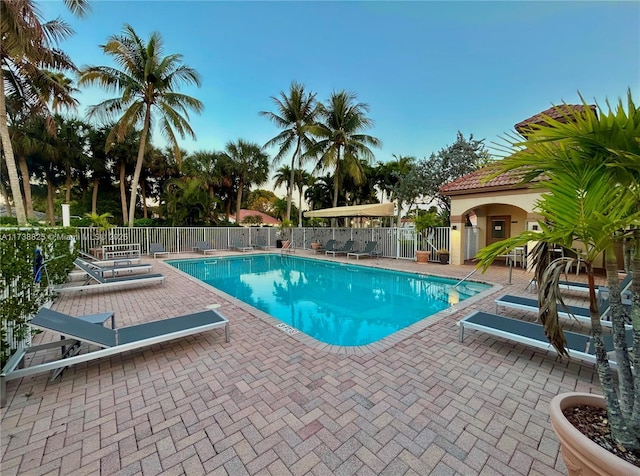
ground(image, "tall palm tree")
xmin=222 ymin=139 xmax=270 ymax=222
xmin=78 ymin=24 xmax=203 ymax=226
xmin=475 ymin=94 xmax=640 ymax=450
xmin=0 ymin=0 xmax=89 ymax=224
xmin=260 ymin=81 xmax=317 ymax=223
xmin=308 ymin=90 xmax=381 ymax=224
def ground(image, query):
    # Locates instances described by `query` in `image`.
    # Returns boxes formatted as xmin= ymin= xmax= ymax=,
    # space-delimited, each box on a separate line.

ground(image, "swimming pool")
xmin=168 ymin=254 xmax=490 ymax=346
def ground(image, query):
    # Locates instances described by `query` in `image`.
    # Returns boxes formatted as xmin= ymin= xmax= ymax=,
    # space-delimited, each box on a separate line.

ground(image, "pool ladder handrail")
xmin=453 ymin=268 xmax=477 ymax=288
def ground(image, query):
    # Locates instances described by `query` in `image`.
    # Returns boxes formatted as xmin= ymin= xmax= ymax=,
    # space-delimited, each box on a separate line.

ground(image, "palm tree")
xmin=475 ymin=94 xmax=640 ymax=450
xmin=78 ymin=24 xmax=203 ymax=227
xmin=0 ymin=0 xmax=89 ymax=225
xmin=308 ymin=90 xmax=381 ymax=224
xmin=222 ymin=139 xmax=270 ymax=222
xmin=260 ymin=81 xmax=317 ymax=223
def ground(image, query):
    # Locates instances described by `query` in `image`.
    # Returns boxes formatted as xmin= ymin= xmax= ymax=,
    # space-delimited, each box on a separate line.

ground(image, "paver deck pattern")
xmin=1 ymin=251 xmax=607 ymax=475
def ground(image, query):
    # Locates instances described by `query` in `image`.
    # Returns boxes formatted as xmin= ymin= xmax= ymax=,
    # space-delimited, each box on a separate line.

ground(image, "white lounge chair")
xmin=0 ymin=307 xmax=230 ymax=406
xmin=74 ymin=258 xmax=152 ymax=278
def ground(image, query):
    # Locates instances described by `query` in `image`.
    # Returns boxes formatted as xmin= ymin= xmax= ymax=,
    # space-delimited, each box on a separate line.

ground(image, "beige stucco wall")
xmin=448 ymin=188 xmax=546 ymax=265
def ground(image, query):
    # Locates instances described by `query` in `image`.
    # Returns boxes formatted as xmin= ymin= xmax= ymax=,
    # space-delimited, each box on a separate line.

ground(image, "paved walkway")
xmin=1 ymin=251 xmax=605 ymax=475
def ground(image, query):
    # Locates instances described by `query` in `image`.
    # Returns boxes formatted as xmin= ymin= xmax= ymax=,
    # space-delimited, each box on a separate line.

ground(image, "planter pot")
xmin=549 ymin=392 xmax=637 ymax=475
xmin=276 ymin=239 xmax=283 ymax=248
xmin=281 ymin=240 xmax=291 ymax=249
xmin=415 ymin=250 xmax=430 ymax=263
xmin=311 ymin=242 xmax=322 ymax=250
xmin=438 ymin=253 xmax=450 ymax=264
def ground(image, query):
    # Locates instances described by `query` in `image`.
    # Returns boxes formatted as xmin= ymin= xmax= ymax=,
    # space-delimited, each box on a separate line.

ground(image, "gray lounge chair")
xmin=231 ymin=239 xmax=253 ymax=252
xmin=326 ymin=240 xmax=355 ymax=257
xmin=193 ymin=241 xmax=216 ymax=255
xmin=253 ymin=236 xmax=272 ymax=249
xmin=55 ymin=260 xmax=165 ymax=293
xmin=560 ymin=272 xmax=632 ymax=294
xmin=150 ymin=243 xmax=169 ymax=258
xmin=347 ymin=241 xmax=379 ymax=260
xmin=458 ymin=311 xmax=630 ymax=369
xmin=74 ymin=258 xmax=152 ymax=278
xmin=0 ymin=307 xmax=229 ymax=406
xmin=494 ymin=289 xmax=632 ymax=328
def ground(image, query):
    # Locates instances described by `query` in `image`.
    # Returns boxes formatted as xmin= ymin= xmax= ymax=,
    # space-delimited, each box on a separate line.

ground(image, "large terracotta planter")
xmin=415 ymin=250 xmax=430 ymax=263
xmin=549 ymin=392 xmax=637 ymax=475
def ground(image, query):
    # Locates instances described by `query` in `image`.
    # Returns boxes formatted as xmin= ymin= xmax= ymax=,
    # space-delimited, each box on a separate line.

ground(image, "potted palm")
xmin=414 ymin=212 xmax=439 ymax=263
xmin=475 ymin=94 xmax=640 ymax=472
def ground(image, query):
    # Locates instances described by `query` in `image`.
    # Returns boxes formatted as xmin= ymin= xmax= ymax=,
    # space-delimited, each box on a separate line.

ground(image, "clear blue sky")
xmin=42 ymin=0 xmax=639 ymax=167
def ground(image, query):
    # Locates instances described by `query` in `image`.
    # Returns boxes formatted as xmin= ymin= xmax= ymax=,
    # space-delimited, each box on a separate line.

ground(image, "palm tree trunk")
xmin=141 ymin=183 xmax=148 ymax=219
xmin=92 ymin=176 xmax=99 ymax=214
xmin=286 ymin=141 xmax=301 ymax=222
xmin=46 ymin=176 xmax=55 ymax=225
xmin=331 ymin=147 xmax=341 ymax=228
xmin=119 ymin=162 xmax=128 ymax=224
xmin=128 ymin=104 xmax=152 ymax=227
xmin=0 ymin=180 xmax=12 ymax=217
xmin=18 ymin=156 xmax=34 ymax=218
xmin=0 ymin=71 xmax=27 ymax=225
xmin=236 ymin=179 xmax=243 ymax=224
xmin=65 ymin=165 xmax=72 ymax=203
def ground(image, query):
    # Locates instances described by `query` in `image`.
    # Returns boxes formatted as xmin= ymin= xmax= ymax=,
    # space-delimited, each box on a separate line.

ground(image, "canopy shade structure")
xmin=304 ymin=203 xmax=394 ymax=218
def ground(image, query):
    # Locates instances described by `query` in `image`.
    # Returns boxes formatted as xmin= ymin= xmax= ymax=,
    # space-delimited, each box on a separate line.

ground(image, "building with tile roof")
xmin=439 ymin=104 xmax=595 ymax=267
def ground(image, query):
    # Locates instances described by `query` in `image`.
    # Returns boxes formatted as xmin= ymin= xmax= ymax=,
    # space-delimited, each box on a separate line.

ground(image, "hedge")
xmin=0 ymin=227 xmax=77 ymax=366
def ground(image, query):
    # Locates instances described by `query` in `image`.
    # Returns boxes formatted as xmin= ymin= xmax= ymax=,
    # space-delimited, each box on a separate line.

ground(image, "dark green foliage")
xmin=0 ymin=217 xmax=18 ymax=226
xmin=0 ymin=227 xmax=77 ymax=365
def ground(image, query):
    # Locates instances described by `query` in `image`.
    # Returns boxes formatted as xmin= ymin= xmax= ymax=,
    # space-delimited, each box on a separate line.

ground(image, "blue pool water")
xmin=168 ymin=254 xmax=490 ymax=346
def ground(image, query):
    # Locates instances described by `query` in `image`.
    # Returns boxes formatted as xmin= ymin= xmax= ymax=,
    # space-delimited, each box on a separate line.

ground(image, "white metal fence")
xmin=77 ymin=226 xmax=451 ymax=261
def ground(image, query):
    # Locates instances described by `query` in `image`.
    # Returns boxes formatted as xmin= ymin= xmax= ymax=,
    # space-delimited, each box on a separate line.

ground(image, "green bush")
xmin=0 ymin=227 xmax=78 ymax=365
xmin=0 ymin=217 xmax=18 ymax=226
xmin=133 ymin=218 xmax=155 ymax=227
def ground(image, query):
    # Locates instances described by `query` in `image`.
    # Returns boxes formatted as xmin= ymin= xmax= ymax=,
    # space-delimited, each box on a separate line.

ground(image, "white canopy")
xmin=304 ymin=203 xmax=394 ymax=218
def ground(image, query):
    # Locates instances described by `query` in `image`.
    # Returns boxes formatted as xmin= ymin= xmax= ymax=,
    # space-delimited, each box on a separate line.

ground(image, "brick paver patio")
xmin=1 ymin=251 xmax=605 ymax=475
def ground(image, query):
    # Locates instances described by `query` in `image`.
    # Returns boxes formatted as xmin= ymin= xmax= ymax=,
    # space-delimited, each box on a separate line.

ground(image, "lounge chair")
xmin=150 ymin=243 xmax=169 ymax=258
xmin=494 ymin=290 xmax=632 ymax=328
xmin=231 ymin=239 xmax=253 ymax=252
xmin=193 ymin=241 xmax=216 ymax=255
xmin=79 ymin=250 xmax=141 ymax=267
xmin=559 ymin=272 xmax=632 ymax=294
xmin=326 ymin=240 xmax=355 ymax=257
xmin=458 ymin=311 xmax=630 ymax=369
xmin=346 ymin=241 xmax=379 ymax=260
xmin=253 ymin=236 xmax=272 ymax=249
xmin=73 ymin=258 xmax=152 ymax=278
xmin=55 ymin=260 xmax=165 ymax=293
xmin=0 ymin=307 xmax=229 ymax=406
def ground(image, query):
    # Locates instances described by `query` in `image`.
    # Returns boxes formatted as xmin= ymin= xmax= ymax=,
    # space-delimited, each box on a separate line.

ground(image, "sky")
xmin=40 ymin=0 xmax=640 ymax=190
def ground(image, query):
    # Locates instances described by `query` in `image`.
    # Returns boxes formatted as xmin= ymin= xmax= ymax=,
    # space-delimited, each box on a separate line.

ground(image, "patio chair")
xmin=230 ymin=238 xmax=253 ymax=252
xmin=326 ymin=240 xmax=355 ymax=257
xmin=346 ymin=241 xmax=379 ymax=260
xmin=193 ymin=241 xmax=216 ymax=255
xmin=55 ymin=260 xmax=165 ymax=293
xmin=494 ymin=287 xmax=632 ymax=328
xmin=458 ymin=311 xmax=631 ymax=369
xmin=0 ymin=307 xmax=230 ymax=406
xmin=74 ymin=258 xmax=152 ymax=278
xmin=253 ymin=236 xmax=272 ymax=249
xmin=150 ymin=243 xmax=169 ymax=258
xmin=559 ymin=272 xmax=632 ymax=295
xmin=321 ymin=239 xmax=338 ymax=253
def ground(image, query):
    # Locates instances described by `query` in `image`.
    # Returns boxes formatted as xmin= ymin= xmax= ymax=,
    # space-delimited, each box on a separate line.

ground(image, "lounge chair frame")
xmin=231 ymin=239 xmax=253 ymax=252
xmin=150 ymin=243 xmax=169 ymax=258
xmin=193 ymin=241 xmax=217 ymax=255
xmin=347 ymin=241 xmax=379 ymax=260
xmin=73 ymin=258 xmax=152 ymax=278
xmin=326 ymin=240 xmax=355 ymax=257
xmin=56 ymin=260 xmax=165 ymax=293
xmin=1 ymin=308 xmax=230 ymax=406
xmin=458 ymin=311 xmax=626 ymax=369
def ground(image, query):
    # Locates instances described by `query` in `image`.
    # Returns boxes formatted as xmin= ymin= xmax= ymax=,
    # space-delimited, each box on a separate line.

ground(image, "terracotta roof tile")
xmin=231 ymin=209 xmax=281 ymax=225
xmin=514 ymin=104 xmax=596 ymax=134
xmin=439 ymin=164 xmax=529 ymax=195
